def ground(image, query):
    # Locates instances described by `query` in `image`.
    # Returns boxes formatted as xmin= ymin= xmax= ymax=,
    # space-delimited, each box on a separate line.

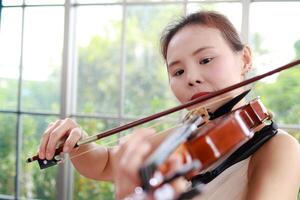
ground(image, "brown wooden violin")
xmin=118 ymin=96 xmax=272 ymax=200
xmin=138 ymin=97 xmax=272 ymax=190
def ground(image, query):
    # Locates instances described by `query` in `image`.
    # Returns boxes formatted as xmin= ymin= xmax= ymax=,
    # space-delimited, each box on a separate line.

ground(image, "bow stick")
xmin=26 ymin=59 xmax=300 ymax=169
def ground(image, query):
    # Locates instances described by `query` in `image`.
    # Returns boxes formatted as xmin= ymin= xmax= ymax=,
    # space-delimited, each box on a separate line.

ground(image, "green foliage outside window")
xmin=0 ymin=114 xmax=16 ymax=196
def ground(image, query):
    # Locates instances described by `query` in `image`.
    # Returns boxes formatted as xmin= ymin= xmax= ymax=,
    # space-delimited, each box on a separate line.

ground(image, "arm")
xmin=38 ymin=118 xmax=113 ymax=181
xmin=70 ymin=127 xmax=171 ymax=181
xmin=38 ymin=118 xmax=170 ymax=182
xmin=68 ymin=140 xmax=113 ymax=181
xmin=246 ymin=131 xmax=300 ymax=200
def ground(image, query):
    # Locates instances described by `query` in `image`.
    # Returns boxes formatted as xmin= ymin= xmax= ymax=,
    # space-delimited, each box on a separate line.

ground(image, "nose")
xmin=187 ymin=68 xmax=202 ymax=86
xmin=188 ymin=80 xmax=202 ymax=86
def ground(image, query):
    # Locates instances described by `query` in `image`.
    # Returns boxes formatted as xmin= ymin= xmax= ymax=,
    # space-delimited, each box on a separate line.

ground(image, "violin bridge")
xmin=184 ymin=107 xmax=210 ymax=124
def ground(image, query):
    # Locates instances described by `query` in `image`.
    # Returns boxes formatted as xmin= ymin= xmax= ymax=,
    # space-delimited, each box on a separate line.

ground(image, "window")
xmin=0 ymin=1 xmax=299 ymax=199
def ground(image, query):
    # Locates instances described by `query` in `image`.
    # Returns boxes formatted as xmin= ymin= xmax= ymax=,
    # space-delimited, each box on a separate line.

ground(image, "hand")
xmin=38 ymin=118 xmax=86 ymax=160
xmin=112 ymin=128 xmax=155 ymax=199
xmin=111 ymin=128 xmax=189 ymax=200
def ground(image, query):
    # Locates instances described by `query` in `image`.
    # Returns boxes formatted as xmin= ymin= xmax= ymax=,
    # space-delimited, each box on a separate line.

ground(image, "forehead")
xmin=166 ymin=25 xmax=227 ymax=61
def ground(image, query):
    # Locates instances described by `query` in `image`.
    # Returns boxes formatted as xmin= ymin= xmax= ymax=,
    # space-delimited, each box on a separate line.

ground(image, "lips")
xmin=190 ymin=92 xmax=212 ymax=101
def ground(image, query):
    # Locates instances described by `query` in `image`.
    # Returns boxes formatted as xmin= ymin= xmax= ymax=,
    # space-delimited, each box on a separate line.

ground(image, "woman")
xmin=38 ymin=11 xmax=300 ymax=199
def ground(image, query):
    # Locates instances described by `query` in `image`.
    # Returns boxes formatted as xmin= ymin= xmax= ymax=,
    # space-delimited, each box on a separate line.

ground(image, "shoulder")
xmin=249 ymin=129 xmax=300 ymax=177
xmin=250 ymin=129 xmax=300 ymax=167
xmin=247 ymin=130 xmax=300 ymax=199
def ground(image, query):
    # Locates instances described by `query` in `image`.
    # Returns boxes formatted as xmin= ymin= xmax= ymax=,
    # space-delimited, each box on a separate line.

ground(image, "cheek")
xmin=170 ymin=80 xmax=185 ymax=103
xmin=208 ymin=59 xmax=242 ymax=87
xmin=203 ymin=65 xmax=228 ymax=88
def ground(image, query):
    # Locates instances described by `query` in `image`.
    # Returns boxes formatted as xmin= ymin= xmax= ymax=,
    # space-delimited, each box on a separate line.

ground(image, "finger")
xmin=123 ymin=127 xmax=155 ymax=150
xmin=132 ymin=127 xmax=156 ymax=136
xmin=39 ymin=120 xmax=61 ymax=159
xmin=119 ymin=128 xmax=155 ymax=146
xmin=46 ymin=118 xmax=77 ymax=160
xmin=116 ymin=128 xmax=155 ymax=180
xmin=159 ymin=151 xmax=185 ymax=175
xmin=168 ymin=154 xmax=183 ymax=171
xmin=120 ymin=141 xmax=152 ymax=184
xmin=119 ymin=128 xmax=155 ymax=158
xmin=63 ymin=127 xmax=83 ymax=153
xmin=119 ymin=129 xmax=155 ymax=182
xmin=167 ymin=155 xmax=189 ymax=196
xmin=119 ymin=133 xmax=133 ymax=146
xmin=116 ymin=142 xmax=152 ymax=199
xmin=44 ymin=122 xmax=55 ymax=133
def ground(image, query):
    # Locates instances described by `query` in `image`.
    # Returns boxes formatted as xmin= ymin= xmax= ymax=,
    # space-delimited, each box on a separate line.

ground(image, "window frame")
xmin=0 ymin=0 xmax=299 ymax=199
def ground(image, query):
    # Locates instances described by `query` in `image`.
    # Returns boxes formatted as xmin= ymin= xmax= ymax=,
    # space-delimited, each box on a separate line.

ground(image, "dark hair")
xmin=160 ymin=11 xmax=244 ymax=61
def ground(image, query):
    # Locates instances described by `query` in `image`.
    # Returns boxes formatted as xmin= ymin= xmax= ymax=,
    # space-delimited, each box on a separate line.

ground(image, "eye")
xmin=199 ymin=57 xmax=213 ymax=65
xmin=174 ymin=69 xmax=184 ymax=76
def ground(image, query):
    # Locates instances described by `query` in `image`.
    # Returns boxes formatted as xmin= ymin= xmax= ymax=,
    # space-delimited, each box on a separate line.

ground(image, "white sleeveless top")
xmin=194 ymin=157 xmax=250 ymax=200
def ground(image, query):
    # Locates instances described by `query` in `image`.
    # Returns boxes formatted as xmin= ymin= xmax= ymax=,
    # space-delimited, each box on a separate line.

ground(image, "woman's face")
xmin=166 ymin=25 xmax=251 ymax=111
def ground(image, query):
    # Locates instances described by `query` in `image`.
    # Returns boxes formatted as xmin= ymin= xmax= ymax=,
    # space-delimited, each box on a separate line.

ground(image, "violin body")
xmin=183 ymin=98 xmax=271 ymax=173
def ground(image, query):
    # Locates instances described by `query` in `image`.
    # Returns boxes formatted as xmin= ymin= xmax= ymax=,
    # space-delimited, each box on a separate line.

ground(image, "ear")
xmin=241 ymin=45 xmax=252 ymax=75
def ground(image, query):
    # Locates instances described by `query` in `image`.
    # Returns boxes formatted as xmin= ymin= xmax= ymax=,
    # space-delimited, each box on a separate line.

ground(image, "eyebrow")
xmin=192 ymin=46 xmax=213 ymax=56
xmin=167 ymin=46 xmax=213 ymax=68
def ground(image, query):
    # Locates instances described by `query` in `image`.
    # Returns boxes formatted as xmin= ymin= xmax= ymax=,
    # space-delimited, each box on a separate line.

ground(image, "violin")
xmin=138 ymin=97 xmax=271 ymax=191
xmin=122 ymin=97 xmax=272 ymax=200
